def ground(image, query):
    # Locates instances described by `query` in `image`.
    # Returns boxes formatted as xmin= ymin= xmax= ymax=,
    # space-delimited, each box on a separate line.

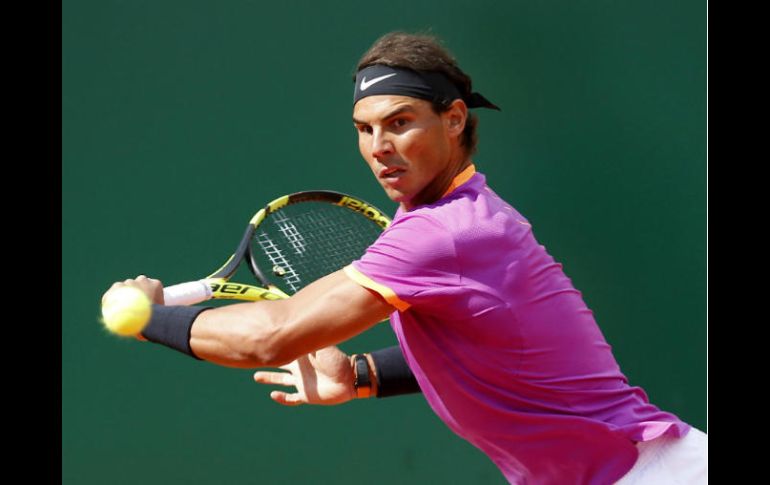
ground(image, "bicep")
xmin=271 ymin=269 xmax=395 ymax=365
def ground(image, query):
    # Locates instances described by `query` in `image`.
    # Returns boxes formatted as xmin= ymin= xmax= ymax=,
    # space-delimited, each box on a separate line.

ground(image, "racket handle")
xmin=163 ymin=280 xmax=213 ymax=306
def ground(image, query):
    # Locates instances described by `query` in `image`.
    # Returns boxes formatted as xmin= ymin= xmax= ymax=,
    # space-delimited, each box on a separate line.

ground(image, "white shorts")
xmin=615 ymin=427 xmax=708 ymax=484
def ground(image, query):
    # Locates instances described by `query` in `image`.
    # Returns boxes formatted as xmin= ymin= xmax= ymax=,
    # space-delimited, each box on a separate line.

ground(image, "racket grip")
xmin=163 ymin=280 xmax=213 ymax=306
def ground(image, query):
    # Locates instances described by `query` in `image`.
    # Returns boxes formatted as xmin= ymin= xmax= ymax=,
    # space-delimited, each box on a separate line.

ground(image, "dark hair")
xmin=355 ymin=31 xmax=480 ymax=157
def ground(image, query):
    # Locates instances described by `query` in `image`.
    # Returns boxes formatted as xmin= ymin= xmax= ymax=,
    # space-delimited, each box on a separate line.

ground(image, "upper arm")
xmin=268 ymin=268 xmax=395 ymax=365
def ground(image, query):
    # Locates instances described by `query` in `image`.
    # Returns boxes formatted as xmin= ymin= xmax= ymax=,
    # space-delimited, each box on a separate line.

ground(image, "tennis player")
xmin=104 ymin=31 xmax=707 ymax=484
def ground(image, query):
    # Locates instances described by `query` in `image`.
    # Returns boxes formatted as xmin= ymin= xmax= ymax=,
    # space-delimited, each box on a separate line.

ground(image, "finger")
xmin=136 ymin=274 xmax=160 ymax=279
xmin=270 ymin=391 xmax=304 ymax=406
xmin=278 ymin=365 xmax=297 ymax=375
xmin=253 ymin=371 xmax=294 ymax=387
xmin=136 ymin=275 xmax=162 ymax=284
xmin=278 ymin=360 xmax=302 ymax=373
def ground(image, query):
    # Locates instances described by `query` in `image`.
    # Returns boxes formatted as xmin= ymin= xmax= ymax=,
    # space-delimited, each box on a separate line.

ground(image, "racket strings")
xmin=272 ymin=212 xmax=307 ymax=255
xmin=255 ymin=233 xmax=302 ymax=290
xmin=252 ymin=203 xmax=383 ymax=294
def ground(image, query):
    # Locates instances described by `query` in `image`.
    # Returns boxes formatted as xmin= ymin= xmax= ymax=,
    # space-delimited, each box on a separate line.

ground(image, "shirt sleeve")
xmin=345 ymin=211 xmax=461 ymax=312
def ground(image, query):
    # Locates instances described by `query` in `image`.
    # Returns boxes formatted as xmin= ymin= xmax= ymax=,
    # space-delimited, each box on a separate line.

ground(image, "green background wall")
xmin=63 ymin=1 xmax=706 ymax=483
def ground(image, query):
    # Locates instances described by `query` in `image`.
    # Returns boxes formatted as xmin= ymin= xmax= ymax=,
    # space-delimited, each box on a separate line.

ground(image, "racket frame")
xmin=166 ymin=190 xmax=390 ymax=304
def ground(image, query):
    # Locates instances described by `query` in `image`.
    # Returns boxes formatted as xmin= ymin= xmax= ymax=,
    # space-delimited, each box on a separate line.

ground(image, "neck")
xmin=401 ymin=153 xmax=472 ymax=211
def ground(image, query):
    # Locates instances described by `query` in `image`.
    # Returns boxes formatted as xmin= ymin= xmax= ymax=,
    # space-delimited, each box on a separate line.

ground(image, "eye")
xmin=392 ymin=118 xmax=408 ymax=128
xmin=356 ymin=124 xmax=372 ymax=135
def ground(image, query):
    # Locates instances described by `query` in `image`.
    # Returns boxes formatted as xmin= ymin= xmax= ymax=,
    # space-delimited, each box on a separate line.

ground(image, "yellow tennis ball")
xmin=101 ymin=286 xmax=152 ymax=336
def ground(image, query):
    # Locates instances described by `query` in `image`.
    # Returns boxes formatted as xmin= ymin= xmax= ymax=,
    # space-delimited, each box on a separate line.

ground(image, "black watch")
xmin=353 ymin=354 xmax=372 ymax=398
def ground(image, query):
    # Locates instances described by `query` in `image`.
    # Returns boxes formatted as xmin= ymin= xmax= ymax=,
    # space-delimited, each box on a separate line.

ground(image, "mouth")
xmin=378 ymin=166 xmax=406 ymax=179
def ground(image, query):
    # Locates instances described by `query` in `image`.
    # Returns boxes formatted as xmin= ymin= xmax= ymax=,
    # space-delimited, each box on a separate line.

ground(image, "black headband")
xmin=353 ymin=64 xmax=500 ymax=111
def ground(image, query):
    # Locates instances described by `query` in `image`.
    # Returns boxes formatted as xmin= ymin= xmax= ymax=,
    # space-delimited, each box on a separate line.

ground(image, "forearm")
xmin=189 ymin=301 xmax=284 ymax=368
xmin=140 ymin=302 xmax=285 ymax=368
xmin=189 ymin=294 xmax=373 ymax=368
xmin=118 ymin=272 xmax=421 ymax=406
xmin=143 ymin=271 xmax=393 ymax=369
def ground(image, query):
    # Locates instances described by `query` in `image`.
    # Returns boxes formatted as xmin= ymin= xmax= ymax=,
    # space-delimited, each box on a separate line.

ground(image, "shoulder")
xmin=410 ymin=173 xmax=525 ymax=238
xmin=368 ymin=209 xmax=456 ymax=267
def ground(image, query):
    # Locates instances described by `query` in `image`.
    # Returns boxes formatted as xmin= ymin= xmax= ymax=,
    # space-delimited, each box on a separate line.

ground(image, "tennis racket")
xmin=161 ymin=191 xmax=391 ymax=305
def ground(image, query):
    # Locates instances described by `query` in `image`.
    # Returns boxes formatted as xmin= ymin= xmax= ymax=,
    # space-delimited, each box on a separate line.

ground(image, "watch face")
xmin=355 ymin=354 xmax=371 ymax=388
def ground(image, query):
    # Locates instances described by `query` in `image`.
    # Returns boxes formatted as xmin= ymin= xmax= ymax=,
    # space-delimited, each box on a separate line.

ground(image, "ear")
xmin=444 ymin=99 xmax=468 ymax=138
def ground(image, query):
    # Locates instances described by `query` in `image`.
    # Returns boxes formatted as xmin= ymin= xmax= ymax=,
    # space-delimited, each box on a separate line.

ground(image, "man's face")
xmin=352 ymin=95 xmax=465 ymax=210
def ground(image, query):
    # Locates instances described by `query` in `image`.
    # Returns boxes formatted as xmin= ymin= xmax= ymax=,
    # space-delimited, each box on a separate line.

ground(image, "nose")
xmin=370 ymin=128 xmax=394 ymax=160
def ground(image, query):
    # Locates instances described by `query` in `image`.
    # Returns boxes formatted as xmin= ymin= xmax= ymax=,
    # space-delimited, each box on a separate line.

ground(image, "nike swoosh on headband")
xmin=360 ymin=73 xmax=397 ymax=91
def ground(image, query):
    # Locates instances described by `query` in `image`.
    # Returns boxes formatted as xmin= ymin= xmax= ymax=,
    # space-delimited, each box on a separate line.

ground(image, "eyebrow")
xmin=352 ymin=105 xmax=416 ymax=125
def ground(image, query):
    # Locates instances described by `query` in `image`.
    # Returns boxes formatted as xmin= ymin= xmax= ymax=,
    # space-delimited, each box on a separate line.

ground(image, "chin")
xmin=382 ymin=187 xmax=408 ymax=203
xmin=385 ymin=193 xmax=405 ymax=204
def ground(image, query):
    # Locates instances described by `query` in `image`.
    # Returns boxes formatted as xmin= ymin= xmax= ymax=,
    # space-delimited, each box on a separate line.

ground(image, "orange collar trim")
xmin=441 ymin=163 xmax=477 ymax=198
